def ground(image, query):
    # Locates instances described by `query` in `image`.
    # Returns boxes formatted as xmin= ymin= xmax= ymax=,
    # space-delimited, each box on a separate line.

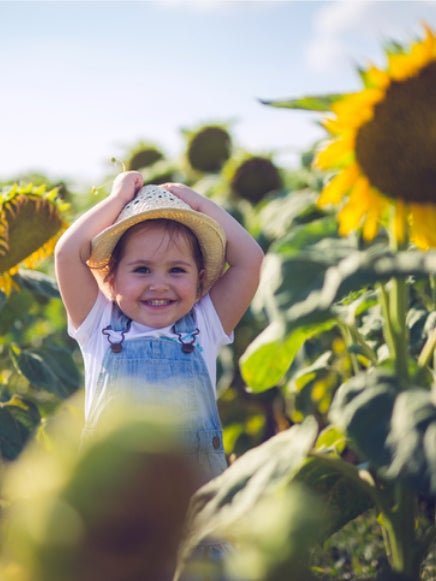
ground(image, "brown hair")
xmin=104 ymin=218 xmax=204 ymax=285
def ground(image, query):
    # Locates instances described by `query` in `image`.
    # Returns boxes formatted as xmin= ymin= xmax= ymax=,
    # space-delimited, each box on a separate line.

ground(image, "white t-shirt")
xmin=68 ymin=292 xmax=233 ymax=421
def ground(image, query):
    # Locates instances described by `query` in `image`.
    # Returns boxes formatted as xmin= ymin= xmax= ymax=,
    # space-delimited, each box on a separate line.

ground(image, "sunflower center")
xmin=355 ymin=61 xmax=436 ymax=204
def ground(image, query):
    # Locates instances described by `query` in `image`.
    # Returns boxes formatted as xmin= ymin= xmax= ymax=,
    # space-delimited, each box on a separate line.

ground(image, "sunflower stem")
xmin=389 ymin=276 xmax=409 ymax=387
xmin=381 ymin=485 xmax=419 ymax=579
xmin=337 ymin=321 xmax=360 ymax=375
xmin=378 ymin=283 xmax=396 ymax=360
xmin=430 ymin=274 xmax=436 ymax=311
xmin=386 ymin=216 xmax=410 ymax=388
xmin=417 ymin=328 xmax=436 ymax=368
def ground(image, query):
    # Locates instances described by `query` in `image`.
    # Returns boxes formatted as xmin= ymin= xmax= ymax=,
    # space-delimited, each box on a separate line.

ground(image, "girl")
xmin=55 ymin=171 xmax=263 ymax=480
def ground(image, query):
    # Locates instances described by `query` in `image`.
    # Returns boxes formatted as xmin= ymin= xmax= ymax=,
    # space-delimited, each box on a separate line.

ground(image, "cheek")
xmin=178 ymin=278 xmax=200 ymax=299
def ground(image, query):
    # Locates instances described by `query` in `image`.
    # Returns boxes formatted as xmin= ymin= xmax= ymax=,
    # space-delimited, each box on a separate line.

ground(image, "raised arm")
xmin=55 ymin=171 xmax=144 ymax=329
xmin=164 ymin=183 xmax=264 ymax=335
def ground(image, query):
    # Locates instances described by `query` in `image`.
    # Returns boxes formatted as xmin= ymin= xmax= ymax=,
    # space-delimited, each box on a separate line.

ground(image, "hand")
xmin=163 ymin=183 xmax=204 ymax=212
xmin=110 ymin=171 xmax=144 ymax=204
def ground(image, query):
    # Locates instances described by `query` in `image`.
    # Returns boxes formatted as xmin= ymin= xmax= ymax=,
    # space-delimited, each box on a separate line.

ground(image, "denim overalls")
xmin=86 ymin=303 xmax=228 ymax=484
xmin=85 ymin=303 xmax=233 ymax=580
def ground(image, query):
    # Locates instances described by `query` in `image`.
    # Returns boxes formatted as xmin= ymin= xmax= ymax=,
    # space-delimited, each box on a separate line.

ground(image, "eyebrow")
xmin=125 ymin=259 xmax=195 ymax=267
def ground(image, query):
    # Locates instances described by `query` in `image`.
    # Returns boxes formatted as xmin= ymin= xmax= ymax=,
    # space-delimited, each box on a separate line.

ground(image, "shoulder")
xmin=194 ymin=294 xmax=233 ymax=347
xmin=68 ymin=291 xmax=112 ymax=344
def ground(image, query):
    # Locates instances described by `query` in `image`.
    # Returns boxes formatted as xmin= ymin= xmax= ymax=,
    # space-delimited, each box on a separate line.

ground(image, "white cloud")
xmin=306 ymin=0 xmax=436 ymax=75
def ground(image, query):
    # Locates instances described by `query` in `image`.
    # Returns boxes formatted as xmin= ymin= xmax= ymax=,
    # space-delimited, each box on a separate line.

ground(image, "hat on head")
xmin=87 ymin=185 xmax=226 ymax=294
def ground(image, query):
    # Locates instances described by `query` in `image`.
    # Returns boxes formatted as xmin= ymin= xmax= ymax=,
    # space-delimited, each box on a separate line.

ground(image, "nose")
xmin=147 ymin=274 xmax=169 ymax=292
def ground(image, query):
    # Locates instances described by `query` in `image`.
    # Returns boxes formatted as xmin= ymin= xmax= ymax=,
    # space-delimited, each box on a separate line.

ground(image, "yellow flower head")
xmin=315 ymin=24 xmax=436 ymax=249
xmin=0 ymin=184 xmax=68 ymax=294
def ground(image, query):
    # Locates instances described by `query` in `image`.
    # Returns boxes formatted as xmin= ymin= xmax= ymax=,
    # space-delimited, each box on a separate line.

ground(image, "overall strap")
xmin=173 ymin=310 xmax=197 ymax=334
xmin=102 ymin=302 xmax=132 ymax=353
xmin=109 ymin=302 xmax=132 ymax=332
xmin=172 ymin=310 xmax=199 ymax=354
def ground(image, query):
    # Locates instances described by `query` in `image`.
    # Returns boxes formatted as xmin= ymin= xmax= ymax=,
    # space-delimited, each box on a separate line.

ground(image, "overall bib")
xmin=86 ymin=303 xmax=228 ymax=485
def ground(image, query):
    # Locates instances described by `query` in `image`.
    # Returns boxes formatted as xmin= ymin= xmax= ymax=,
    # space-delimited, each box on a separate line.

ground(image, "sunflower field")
xmin=0 ymin=23 xmax=434 ymax=581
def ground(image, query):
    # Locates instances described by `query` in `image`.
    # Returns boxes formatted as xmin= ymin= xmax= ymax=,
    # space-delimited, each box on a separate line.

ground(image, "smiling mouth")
xmin=143 ymin=299 xmax=174 ymax=307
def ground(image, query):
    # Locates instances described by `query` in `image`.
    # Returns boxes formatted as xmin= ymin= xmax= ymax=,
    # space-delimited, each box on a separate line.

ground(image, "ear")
xmin=104 ymin=272 xmax=116 ymax=300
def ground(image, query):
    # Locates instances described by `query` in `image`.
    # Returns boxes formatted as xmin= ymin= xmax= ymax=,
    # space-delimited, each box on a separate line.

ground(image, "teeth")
xmin=147 ymin=299 xmax=170 ymax=306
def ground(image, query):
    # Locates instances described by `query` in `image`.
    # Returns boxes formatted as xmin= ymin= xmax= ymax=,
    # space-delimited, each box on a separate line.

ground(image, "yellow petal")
xmin=317 ymin=164 xmax=359 ymax=207
xmin=393 ymin=201 xmax=408 ymax=245
xmin=337 ymin=176 xmax=371 ymax=236
xmin=362 ymin=190 xmax=387 ymax=241
xmin=0 ymin=273 xmax=13 ymax=295
xmin=409 ymin=204 xmax=436 ymax=249
xmin=364 ymin=65 xmax=390 ymax=90
xmin=314 ymin=134 xmax=354 ymax=170
xmin=332 ymin=89 xmax=383 ymax=122
xmin=388 ymin=24 xmax=436 ymax=81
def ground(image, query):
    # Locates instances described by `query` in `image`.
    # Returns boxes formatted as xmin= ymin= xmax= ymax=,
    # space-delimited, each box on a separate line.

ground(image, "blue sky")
xmin=1 ymin=0 xmax=436 ymax=187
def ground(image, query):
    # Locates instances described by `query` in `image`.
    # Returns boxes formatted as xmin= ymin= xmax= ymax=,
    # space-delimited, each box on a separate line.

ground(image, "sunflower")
xmin=0 ymin=183 xmax=68 ymax=294
xmin=315 ymin=24 xmax=436 ymax=249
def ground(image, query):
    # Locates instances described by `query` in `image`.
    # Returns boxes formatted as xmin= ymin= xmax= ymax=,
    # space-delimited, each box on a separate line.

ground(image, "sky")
xmin=1 ymin=0 xmax=436 ymax=189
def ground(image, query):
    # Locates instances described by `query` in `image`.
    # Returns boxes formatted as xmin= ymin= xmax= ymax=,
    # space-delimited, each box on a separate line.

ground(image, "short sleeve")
xmin=195 ymin=294 xmax=234 ymax=349
xmin=68 ymin=292 xmax=111 ymax=345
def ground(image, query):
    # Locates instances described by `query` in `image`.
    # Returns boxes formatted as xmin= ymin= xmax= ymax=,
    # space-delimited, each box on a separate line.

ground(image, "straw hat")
xmin=87 ymin=185 xmax=226 ymax=294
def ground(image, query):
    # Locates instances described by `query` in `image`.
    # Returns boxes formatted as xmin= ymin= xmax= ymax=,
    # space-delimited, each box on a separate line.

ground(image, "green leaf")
xmin=0 ymin=396 xmax=40 ymax=460
xmin=13 ymin=269 xmax=60 ymax=299
xmin=240 ymin=319 xmax=336 ymax=392
xmin=259 ymin=93 xmax=348 ymax=112
xmin=283 ymin=248 xmax=436 ymax=334
xmin=10 ymin=341 xmax=80 ymax=398
xmin=222 ymin=484 xmax=326 ymax=581
xmin=255 ymin=250 xmax=334 ymax=322
xmin=385 ymin=389 xmax=436 ymax=494
xmin=0 ymin=289 xmax=7 ymax=312
xmin=11 ymin=348 xmax=59 ymax=392
xmin=293 ymin=454 xmax=374 ymax=537
xmin=0 ymin=289 xmax=34 ymax=335
xmin=271 ymin=216 xmax=340 ymax=255
xmin=292 ymin=351 xmax=333 ymax=392
xmin=34 ymin=344 xmax=81 ymax=398
xmin=330 ymin=369 xmax=436 ymax=495
xmin=313 ymin=425 xmax=347 ymax=455
xmin=181 ymin=417 xmax=318 ymax=557
xmin=329 ymin=369 xmax=398 ymax=469
xmin=257 ymin=191 xmax=319 ymax=240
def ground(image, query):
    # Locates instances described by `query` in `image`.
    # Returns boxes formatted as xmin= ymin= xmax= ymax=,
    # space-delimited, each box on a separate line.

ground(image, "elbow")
xmin=54 ymin=234 xmax=72 ymax=266
xmin=54 ymin=234 xmax=88 ymax=268
xmin=246 ymin=243 xmax=264 ymax=288
xmin=254 ymin=242 xmax=265 ymax=274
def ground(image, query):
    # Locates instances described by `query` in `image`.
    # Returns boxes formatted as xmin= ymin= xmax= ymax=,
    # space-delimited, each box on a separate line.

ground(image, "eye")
xmin=133 ymin=266 xmax=150 ymax=274
xmin=170 ymin=266 xmax=187 ymax=274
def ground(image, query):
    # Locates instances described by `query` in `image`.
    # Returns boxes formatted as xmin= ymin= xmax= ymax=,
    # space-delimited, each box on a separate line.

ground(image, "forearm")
xmin=55 ymin=171 xmax=143 ymax=265
xmin=55 ymin=195 xmax=126 ymax=265
xmin=199 ymin=197 xmax=263 ymax=270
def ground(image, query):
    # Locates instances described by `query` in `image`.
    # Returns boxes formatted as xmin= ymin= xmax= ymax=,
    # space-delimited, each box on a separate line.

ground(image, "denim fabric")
xmin=86 ymin=303 xmax=228 ymax=484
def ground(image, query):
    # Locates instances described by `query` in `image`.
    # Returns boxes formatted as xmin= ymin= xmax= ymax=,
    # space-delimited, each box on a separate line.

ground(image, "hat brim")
xmin=87 ymin=207 xmax=226 ymax=295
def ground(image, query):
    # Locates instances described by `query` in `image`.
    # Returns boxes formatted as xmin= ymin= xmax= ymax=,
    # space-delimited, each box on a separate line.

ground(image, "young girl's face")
xmin=108 ymin=222 xmax=203 ymax=328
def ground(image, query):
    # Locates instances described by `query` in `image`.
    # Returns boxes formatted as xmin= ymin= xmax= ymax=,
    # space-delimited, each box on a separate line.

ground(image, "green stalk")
xmin=337 ymin=320 xmax=360 ymax=375
xmin=430 ymin=274 xmax=436 ymax=310
xmin=376 ymin=212 xmax=417 ymax=576
xmin=418 ymin=328 xmax=436 ymax=368
xmin=378 ymin=283 xmax=396 ymax=358
xmin=385 ymin=210 xmax=410 ymax=386
xmin=430 ymin=275 xmax=436 ymax=372
xmin=389 ymin=275 xmax=409 ymax=387
xmin=379 ymin=486 xmax=419 ymax=579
